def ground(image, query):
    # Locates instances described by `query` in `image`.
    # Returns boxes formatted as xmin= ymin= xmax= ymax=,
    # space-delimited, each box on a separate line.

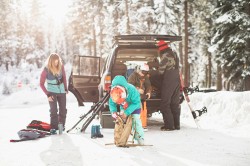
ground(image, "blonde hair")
xmin=46 ymin=53 xmax=62 ymax=75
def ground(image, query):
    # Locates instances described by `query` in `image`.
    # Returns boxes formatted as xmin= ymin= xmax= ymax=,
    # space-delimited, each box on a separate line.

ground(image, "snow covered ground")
xmin=0 ymin=64 xmax=250 ymax=166
xmin=0 ymin=86 xmax=250 ymax=166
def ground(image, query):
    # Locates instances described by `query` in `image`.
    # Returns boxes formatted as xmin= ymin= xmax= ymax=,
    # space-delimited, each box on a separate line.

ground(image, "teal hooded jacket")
xmin=109 ymin=76 xmax=141 ymax=116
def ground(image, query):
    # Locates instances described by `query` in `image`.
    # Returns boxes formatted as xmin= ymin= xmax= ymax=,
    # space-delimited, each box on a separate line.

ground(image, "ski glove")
xmin=112 ymin=112 xmax=118 ymax=119
xmin=119 ymin=110 xmax=126 ymax=119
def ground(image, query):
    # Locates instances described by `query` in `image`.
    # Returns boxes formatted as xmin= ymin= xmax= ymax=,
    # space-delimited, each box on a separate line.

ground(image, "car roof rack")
xmin=114 ymin=34 xmax=182 ymax=45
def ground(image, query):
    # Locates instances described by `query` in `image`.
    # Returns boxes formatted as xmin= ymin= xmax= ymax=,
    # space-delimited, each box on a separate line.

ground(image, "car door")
xmin=69 ymin=55 xmax=101 ymax=103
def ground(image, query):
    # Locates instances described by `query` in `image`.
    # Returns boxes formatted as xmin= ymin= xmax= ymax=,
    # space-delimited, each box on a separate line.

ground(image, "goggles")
xmin=142 ymin=71 xmax=149 ymax=75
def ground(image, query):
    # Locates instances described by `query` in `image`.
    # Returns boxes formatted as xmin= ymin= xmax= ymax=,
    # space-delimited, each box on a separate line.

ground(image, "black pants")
xmin=48 ymin=93 xmax=67 ymax=130
xmin=160 ymin=69 xmax=181 ymax=129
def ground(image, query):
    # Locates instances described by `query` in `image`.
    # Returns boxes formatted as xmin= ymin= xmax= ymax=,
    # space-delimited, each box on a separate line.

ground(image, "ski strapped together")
xmin=67 ymin=92 xmax=110 ymax=133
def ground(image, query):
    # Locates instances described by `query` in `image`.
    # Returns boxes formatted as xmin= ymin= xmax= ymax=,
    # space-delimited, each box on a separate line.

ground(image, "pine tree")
xmin=188 ymin=0 xmax=216 ymax=88
xmin=211 ymin=0 xmax=250 ymax=90
xmin=2 ymin=82 xmax=11 ymax=95
xmin=0 ymin=0 xmax=15 ymax=70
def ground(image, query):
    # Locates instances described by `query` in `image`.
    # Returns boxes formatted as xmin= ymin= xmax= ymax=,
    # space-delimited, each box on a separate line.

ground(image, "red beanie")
xmin=158 ymin=40 xmax=169 ymax=51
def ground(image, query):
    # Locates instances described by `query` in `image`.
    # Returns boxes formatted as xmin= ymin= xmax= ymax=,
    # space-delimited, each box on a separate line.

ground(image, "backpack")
xmin=114 ymin=115 xmax=133 ymax=147
xmin=10 ymin=129 xmax=49 ymax=142
xmin=27 ymin=120 xmax=51 ymax=132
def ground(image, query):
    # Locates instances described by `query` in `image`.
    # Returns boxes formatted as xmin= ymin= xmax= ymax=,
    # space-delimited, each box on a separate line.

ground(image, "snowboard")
xmin=180 ymin=72 xmax=200 ymax=128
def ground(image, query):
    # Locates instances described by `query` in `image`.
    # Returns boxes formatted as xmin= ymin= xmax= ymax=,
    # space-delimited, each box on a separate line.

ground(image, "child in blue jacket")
xmin=109 ymin=75 xmax=144 ymax=145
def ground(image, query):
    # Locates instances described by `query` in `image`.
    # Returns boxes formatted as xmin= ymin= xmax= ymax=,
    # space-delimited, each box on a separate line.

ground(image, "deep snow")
xmin=0 ymin=85 xmax=250 ymax=166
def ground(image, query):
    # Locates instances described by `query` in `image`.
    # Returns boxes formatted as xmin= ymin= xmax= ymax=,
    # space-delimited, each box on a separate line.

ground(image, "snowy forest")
xmin=0 ymin=0 xmax=250 ymax=93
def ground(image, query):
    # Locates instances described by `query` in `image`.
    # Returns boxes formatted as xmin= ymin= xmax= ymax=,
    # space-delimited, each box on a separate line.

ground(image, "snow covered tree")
xmin=128 ymin=0 xmax=156 ymax=34
xmin=0 ymin=0 xmax=16 ymax=70
xmin=154 ymin=0 xmax=182 ymax=35
xmin=67 ymin=0 xmax=102 ymax=56
xmin=211 ymin=0 xmax=250 ymax=90
xmin=28 ymin=0 xmax=48 ymax=67
xmin=188 ymin=0 xmax=216 ymax=88
xmin=2 ymin=82 xmax=12 ymax=95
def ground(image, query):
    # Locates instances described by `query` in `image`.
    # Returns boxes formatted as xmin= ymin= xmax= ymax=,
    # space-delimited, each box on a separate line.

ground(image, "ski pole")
xmin=67 ymin=99 xmax=104 ymax=133
xmin=81 ymin=93 xmax=110 ymax=132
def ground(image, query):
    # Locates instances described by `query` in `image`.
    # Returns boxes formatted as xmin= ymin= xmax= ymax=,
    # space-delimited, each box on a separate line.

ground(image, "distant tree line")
xmin=0 ymin=0 xmax=249 ymax=91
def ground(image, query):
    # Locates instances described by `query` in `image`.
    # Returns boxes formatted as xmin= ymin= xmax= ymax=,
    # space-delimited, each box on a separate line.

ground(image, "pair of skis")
xmin=67 ymin=93 xmax=110 ymax=133
xmin=180 ymin=72 xmax=207 ymax=128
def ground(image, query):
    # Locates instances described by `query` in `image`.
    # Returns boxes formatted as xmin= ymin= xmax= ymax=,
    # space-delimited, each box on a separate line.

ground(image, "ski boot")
xmin=91 ymin=125 xmax=97 ymax=139
xmin=137 ymin=138 xmax=144 ymax=145
xmin=160 ymin=126 xmax=175 ymax=131
xmin=50 ymin=129 xmax=57 ymax=135
xmin=58 ymin=123 xmax=64 ymax=135
xmin=96 ymin=125 xmax=103 ymax=138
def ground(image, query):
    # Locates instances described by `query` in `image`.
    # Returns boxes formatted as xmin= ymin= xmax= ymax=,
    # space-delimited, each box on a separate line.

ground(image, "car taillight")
xmin=104 ymin=75 xmax=111 ymax=92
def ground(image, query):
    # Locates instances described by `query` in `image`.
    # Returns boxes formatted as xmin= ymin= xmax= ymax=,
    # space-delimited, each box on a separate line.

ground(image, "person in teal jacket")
xmin=109 ymin=75 xmax=144 ymax=145
xmin=40 ymin=53 xmax=68 ymax=134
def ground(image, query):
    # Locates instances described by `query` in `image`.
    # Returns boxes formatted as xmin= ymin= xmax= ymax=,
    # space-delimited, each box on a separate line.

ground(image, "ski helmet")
xmin=140 ymin=64 xmax=149 ymax=72
xmin=110 ymin=85 xmax=126 ymax=104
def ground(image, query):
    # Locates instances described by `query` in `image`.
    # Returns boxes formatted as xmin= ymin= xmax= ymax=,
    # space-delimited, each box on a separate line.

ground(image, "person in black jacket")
xmin=157 ymin=40 xmax=181 ymax=131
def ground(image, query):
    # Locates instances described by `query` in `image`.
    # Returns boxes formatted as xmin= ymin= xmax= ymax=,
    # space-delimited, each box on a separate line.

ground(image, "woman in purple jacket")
xmin=40 ymin=53 xmax=68 ymax=134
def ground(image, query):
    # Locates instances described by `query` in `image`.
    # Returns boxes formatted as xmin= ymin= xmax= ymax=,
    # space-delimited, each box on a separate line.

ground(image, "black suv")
xmin=69 ymin=34 xmax=181 ymax=128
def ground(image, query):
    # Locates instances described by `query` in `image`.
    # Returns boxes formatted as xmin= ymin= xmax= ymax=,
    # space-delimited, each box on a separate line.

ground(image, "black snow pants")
xmin=48 ymin=93 xmax=67 ymax=130
xmin=160 ymin=69 xmax=181 ymax=130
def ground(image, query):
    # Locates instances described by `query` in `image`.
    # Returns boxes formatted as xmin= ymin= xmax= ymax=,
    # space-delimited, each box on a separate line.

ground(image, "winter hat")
xmin=140 ymin=64 xmax=149 ymax=72
xmin=157 ymin=40 xmax=169 ymax=52
xmin=110 ymin=85 xmax=127 ymax=104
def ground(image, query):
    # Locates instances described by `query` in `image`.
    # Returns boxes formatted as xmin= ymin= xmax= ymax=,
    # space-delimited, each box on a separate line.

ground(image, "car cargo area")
xmin=110 ymin=47 xmax=162 ymax=115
